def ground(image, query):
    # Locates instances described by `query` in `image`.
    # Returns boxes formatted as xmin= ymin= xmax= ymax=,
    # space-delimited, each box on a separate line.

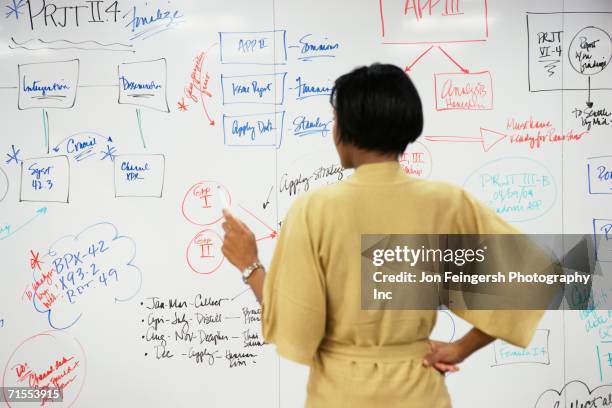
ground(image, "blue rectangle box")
xmin=594 ymin=219 xmax=612 ymax=262
xmin=587 ymin=156 xmax=612 ymax=195
xmin=219 ymin=30 xmax=287 ymax=65
xmin=221 ymin=72 xmax=287 ymax=105
xmin=223 ymin=111 xmax=285 ymax=148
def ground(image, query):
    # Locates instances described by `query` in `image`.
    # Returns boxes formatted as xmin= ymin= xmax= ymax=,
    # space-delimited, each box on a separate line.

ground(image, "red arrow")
xmin=199 ymin=78 xmax=215 ymax=126
xmin=237 ymin=204 xmax=278 ymax=241
xmin=256 ymin=231 xmax=278 ymax=241
xmin=405 ymin=45 xmax=434 ymax=72
xmin=198 ymin=43 xmax=219 ymax=126
xmin=424 ymin=128 xmax=507 ymax=152
xmin=437 ymin=46 xmax=470 ymax=73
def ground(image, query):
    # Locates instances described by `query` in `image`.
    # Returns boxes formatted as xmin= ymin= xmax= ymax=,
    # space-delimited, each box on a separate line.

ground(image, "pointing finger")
xmin=222 ymin=209 xmax=243 ymax=230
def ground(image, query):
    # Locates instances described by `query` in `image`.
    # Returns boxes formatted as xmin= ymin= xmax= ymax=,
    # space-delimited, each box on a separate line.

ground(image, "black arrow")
xmin=586 ymin=76 xmax=593 ymax=108
xmin=262 ymin=185 xmax=273 ymax=209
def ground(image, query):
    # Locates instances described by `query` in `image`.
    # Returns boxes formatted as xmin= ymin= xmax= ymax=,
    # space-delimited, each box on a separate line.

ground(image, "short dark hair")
xmin=330 ymin=63 xmax=423 ymax=155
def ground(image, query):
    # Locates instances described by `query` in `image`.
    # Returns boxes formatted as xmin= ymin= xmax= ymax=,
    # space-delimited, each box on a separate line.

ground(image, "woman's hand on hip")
xmin=422 ymin=340 xmax=464 ymax=374
xmin=422 ymin=327 xmax=495 ymax=374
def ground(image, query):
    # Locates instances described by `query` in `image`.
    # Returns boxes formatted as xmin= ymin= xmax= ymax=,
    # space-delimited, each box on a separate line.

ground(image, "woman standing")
xmin=221 ymin=64 xmax=543 ymax=407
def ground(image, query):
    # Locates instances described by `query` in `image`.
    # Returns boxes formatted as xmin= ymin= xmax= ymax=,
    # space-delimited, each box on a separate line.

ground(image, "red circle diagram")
xmin=181 ymin=180 xmax=232 ymax=226
xmin=186 ymin=229 xmax=225 ymax=275
xmin=2 ymin=330 xmax=87 ymax=408
xmin=399 ymin=141 xmax=433 ymax=178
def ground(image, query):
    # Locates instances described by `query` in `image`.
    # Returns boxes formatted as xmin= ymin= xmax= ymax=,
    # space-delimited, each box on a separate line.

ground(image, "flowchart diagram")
xmin=0 ymin=1 xmax=610 ymax=407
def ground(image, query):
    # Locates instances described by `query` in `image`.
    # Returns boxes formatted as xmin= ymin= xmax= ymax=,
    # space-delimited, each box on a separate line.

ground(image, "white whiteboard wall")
xmin=1 ymin=0 xmax=611 ymax=406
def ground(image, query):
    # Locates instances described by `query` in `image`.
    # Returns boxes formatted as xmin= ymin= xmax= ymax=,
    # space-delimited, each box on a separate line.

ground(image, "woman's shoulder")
xmin=285 ymin=183 xmax=339 ymax=213
xmin=382 ymin=176 xmax=478 ymax=212
xmin=281 ymin=182 xmax=352 ymax=227
xmin=404 ymin=177 xmax=467 ymax=198
xmin=291 ymin=176 xmax=473 ymax=208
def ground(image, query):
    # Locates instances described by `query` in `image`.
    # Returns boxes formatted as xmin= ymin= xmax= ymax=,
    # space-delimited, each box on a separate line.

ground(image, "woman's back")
xmin=262 ymin=160 xmax=540 ymax=407
xmin=216 ymin=64 xmax=547 ymax=408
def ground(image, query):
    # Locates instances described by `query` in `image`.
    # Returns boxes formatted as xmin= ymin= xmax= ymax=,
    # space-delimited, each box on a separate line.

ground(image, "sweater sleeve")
xmin=449 ymin=189 xmax=551 ymax=348
xmin=261 ymin=195 xmax=326 ymax=365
